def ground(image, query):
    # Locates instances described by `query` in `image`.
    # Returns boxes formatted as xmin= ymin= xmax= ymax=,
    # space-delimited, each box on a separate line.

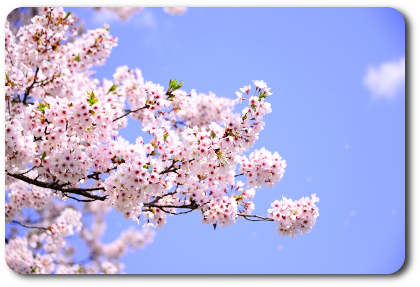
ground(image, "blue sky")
xmin=6 ymin=7 xmax=405 ymax=274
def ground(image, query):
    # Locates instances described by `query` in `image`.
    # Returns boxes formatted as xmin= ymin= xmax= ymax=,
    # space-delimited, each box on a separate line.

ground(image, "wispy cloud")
xmin=91 ymin=9 xmax=119 ymax=26
xmin=363 ymin=56 xmax=405 ymax=100
xmin=131 ymin=9 xmax=157 ymax=30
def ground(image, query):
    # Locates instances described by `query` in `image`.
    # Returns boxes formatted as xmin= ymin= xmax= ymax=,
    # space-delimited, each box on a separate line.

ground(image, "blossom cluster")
xmin=267 ymin=194 xmax=320 ymax=238
xmin=239 ymin=147 xmax=287 ymax=188
xmin=5 ymin=174 xmax=52 ymax=222
xmin=5 ymin=237 xmax=54 ymax=274
xmin=173 ymin=89 xmax=234 ymax=129
xmin=6 ymin=207 xmax=82 ymax=273
xmin=101 ymin=79 xmax=279 ymax=229
xmin=5 ymin=114 xmax=37 ymax=173
xmin=6 ymin=201 xmax=155 ymax=274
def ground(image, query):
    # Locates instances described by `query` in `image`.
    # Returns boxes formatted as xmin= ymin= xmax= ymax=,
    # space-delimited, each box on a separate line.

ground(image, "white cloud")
xmin=90 ymin=8 xmax=154 ymax=29
xmin=363 ymin=56 xmax=405 ymax=100
xmin=131 ymin=9 xmax=157 ymax=29
xmin=91 ymin=9 xmax=119 ymax=26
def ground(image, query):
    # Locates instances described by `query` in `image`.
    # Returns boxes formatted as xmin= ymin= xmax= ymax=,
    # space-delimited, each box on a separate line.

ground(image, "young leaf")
xmin=38 ymin=103 xmax=46 ymax=114
xmin=108 ymin=84 xmax=117 ymax=94
xmin=258 ymin=91 xmax=267 ymax=101
xmin=87 ymin=91 xmax=98 ymax=106
xmin=63 ymin=11 xmax=72 ymax=20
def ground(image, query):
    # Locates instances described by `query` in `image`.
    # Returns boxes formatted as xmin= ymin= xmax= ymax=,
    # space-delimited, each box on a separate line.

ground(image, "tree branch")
xmin=6 ymin=172 xmax=107 ymax=201
xmin=11 ymin=220 xmax=48 ymax=231
xmin=113 ymin=105 xmax=149 ymax=122
xmin=86 ymin=165 xmax=119 ymax=180
xmin=61 ymin=193 xmax=99 ymax=202
xmin=23 ymin=67 xmax=39 ymax=104
xmin=18 ymin=166 xmax=38 ymax=175
xmin=148 ymin=190 xmax=177 ymax=205
xmin=237 ymin=214 xmax=274 ymax=222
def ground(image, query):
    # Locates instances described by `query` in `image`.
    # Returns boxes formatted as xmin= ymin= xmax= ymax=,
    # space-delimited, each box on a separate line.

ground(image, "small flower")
xmin=253 ymin=80 xmax=267 ymax=90
xmin=234 ymin=91 xmax=245 ymax=104
xmin=240 ymin=85 xmax=251 ymax=95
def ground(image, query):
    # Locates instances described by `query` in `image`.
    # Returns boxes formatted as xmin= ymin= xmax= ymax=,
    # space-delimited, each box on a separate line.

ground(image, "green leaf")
xmin=40 ymin=151 xmax=47 ymax=160
xmin=38 ymin=103 xmax=45 ymax=114
xmin=31 ymin=266 xmax=37 ymax=273
xmin=63 ymin=11 xmax=72 ymax=20
xmin=175 ymin=81 xmax=184 ymax=90
xmin=107 ymin=84 xmax=117 ymax=94
xmin=258 ymin=91 xmax=267 ymax=102
xmin=169 ymin=79 xmax=177 ymax=90
xmin=168 ymin=79 xmax=184 ymax=92
xmin=87 ymin=91 xmax=98 ymax=106
xmin=163 ymin=134 xmax=169 ymax=141
xmin=143 ymin=165 xmax=152 ymax=170
xmin=74 ymin=54 xmax=80 ymax=62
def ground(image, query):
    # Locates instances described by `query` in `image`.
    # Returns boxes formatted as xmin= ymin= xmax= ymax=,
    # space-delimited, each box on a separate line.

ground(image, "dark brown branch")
xmin=11 ymin=220 xmax=48 ymax=231
xmin=234 ymin=173 xmax=244 ymax=177
xmin=86 ymin=165 xmax=119 ymax=180
xmin=23 ymin=67 xmax=39 ymax=104
xmin=6 ymin=172 xmax=107 ymax=201
xmin=145 ymin=207 xmax=196 ymax=216
xmin=18 ymin=166 xmax=38 ymax=175
xmin=159 ymin=168 xmax=178 ymax=175
xmin=113 ymin=105 xmax=149 ymax=122
xmin=62 ymin=193 xmax=98 ymax=202
xmin=7 ymin=97 xmax=11 ymax=118
xmin=148 ymin=191 xmax=177 ymax=205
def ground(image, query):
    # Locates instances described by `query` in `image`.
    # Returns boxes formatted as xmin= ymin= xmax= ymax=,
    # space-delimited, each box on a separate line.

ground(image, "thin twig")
xmin=148 ymin=190 xmax=177 ymax=205
xmin=157 ymin=207 xmax=195 ymax=215
xmin=18 ymin=166 xmax=38 ymax=175
xmin=113 ymin=105 xmax=149 ymax=122
xmin=11 ymin=220 xmax=48 ymax=231
xmin=62 ymin=193 xmax=99 ymax=202
xmin=86 ymin=165 xmax=119 ymax=180
xmin=237 ymin=214 xmax=274 ymax=222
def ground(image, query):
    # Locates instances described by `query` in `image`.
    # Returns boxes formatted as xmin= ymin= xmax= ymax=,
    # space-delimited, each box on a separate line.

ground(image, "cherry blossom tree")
xmin=5 ymin=7 xmax=320 ymax=274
